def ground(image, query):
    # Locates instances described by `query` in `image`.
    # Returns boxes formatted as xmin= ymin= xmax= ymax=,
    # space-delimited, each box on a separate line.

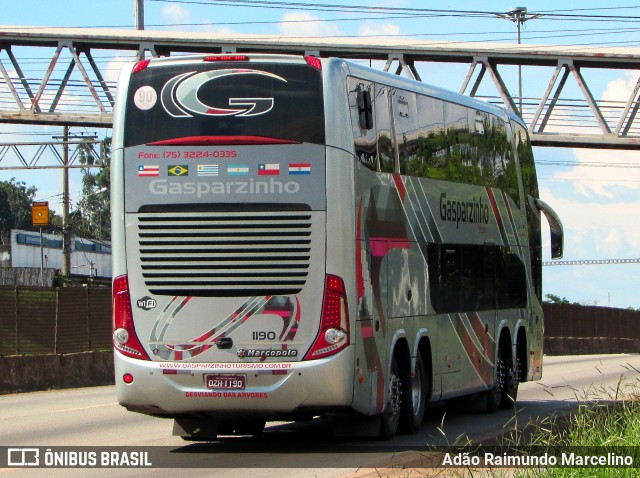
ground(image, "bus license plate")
xmin=205 ymin=374 xmax=246 ymax=390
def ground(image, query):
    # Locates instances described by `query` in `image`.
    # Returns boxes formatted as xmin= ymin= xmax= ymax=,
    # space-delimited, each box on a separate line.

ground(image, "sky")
xmin=1 ymin=0 xmax=640 ymax=308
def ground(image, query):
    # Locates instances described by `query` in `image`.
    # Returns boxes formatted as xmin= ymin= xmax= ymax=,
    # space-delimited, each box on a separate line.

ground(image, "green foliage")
xmin=545 ymin=294 xmax=581 ymax=305
xmin=73 ymin=138 xmax=111 ymax=241
xmin=0 ymin=137 xmax=111 ymax=246
xmin=0 ymin=178 xmax=38 ymax=244
xmin=513 ymin=378 xmax=640 ymax=478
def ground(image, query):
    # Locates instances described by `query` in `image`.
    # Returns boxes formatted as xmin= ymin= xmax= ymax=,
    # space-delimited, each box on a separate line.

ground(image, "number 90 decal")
xmin=134 ymin=86 xmax=157 ymax=111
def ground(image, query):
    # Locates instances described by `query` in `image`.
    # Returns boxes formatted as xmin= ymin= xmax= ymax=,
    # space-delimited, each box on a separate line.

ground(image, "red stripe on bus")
xmin=369 ymin=238 xmax=411 ymax=257
xmin=147 ymin=136 xmax=301 ymax=146
xmin=469 ymin=312 xmax=494 ymax=362
xmin=392 ymin=173 xmax=406 ymax=203
xmin=356 ymin=197 xmax=365 ymax=301
xmin=485 ymin=187 xmax=506 ymax=243
xmin=454 ymin=314 xmax=493 ymax=386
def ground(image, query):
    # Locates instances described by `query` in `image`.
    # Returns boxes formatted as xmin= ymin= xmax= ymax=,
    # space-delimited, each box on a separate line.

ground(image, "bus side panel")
xmin=111 ymin=64 xmax=133 ymax=281
xmin=323 ymin=59 xmax=364 ymax=414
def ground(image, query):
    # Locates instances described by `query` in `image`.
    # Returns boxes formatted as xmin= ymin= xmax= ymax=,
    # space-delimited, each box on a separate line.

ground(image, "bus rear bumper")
xmin=114 ymin=348 xmax=354 ymax=418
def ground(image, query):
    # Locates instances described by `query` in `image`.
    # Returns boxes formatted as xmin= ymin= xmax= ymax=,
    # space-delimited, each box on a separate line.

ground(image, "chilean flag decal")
xmin=258 ymin=163 xmax=280 ymax=175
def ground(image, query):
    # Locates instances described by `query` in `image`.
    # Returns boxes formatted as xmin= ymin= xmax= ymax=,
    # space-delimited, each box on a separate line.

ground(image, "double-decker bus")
xmin=111 ymin=54 xmax=563 ymax=440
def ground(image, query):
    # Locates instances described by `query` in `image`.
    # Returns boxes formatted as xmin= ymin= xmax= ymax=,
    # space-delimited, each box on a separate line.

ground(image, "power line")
xmin=149 ymin=0 xmax=500 ymax=17
xmin=150 ymin=0 xmax=640 ymax=23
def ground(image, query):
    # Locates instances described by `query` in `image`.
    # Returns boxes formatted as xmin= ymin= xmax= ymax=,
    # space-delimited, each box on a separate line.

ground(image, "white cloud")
xmin=196 ymin=23 xmax=236 ymax=35
xmin=278 ymin=12 xmax=342 ymax=37
xmin=358 ymin=22 xmax=401 ymax=37
xmin=540 ymin=183 xmax=640 ymax=307
xmin=161 ymin=4 xmax=190 ymax=24
xmin=602 ymin=71 xmax=640 ymax=103
xmin=538 ymin=72 xmax=640 ymax=307
xmin=540 ymin=186 xmax=640 ymax=258
xmin=552 ymin=149 xmax=640 ymax=199
xmin=549 ymin=72 xmax=640 ymax=199
xmin=104 ymin=54 xmax=132 ymax=84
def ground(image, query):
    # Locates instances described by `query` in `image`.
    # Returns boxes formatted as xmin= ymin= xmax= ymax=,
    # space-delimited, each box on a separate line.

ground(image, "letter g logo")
xmin=161 ymin=69 xmax=287 ymax=118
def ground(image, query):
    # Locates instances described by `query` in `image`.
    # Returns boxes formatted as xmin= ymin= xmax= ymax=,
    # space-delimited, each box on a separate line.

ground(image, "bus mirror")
xmin=357 ymin=89 xmax=373 ymax=130
xmin=535 ymin=199 xmax=564 ymax=260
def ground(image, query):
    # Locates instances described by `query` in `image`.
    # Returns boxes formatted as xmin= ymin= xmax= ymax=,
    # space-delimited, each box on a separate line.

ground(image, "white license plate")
xmin=205 ymin=374 xmax=246 ymax=390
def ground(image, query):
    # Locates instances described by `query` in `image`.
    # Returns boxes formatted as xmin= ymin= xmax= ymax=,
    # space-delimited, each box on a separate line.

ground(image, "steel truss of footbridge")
xmin=3 ymin=26 xmax=640 ymax=170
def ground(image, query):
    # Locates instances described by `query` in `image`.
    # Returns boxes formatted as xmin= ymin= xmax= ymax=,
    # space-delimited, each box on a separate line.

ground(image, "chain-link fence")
xmin=0 ymin=286 xmax=111 ymax=356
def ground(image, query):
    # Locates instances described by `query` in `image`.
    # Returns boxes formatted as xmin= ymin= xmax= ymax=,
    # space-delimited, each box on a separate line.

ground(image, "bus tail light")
xmin=203 ymin=55 xmax=249 ymax=62
xmin=113 ymin=275 xmax=150 ymax=360
xmin=132 ymin=59 xmax=150 ymax=74
xmin=304 ymin=275 xmax=349 ymax=360
xmin=304 ymin=56 xmax=322 ymax=70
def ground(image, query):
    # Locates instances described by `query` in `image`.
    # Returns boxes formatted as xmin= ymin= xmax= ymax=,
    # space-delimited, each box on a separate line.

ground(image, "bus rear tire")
xmin=486 ymin=345 xmax=518 ymax=412
xmin=399 ymin=353 xmax=427 ymax=434
xmin=379 ymin=356 xmax=402 ymax=440
xmin=486 ymin=348 xmax=506 ymax=413
xmin=500 ymin=360 xmax=518 ymax=410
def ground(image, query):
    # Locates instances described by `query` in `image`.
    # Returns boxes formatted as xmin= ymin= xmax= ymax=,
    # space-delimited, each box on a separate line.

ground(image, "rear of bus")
xmin=111 ymin=54 xmax=353 ymax=422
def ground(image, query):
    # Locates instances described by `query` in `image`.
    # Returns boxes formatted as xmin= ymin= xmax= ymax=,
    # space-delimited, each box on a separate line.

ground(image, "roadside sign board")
xmin=32 ymin=201 xmax=49 ymax=227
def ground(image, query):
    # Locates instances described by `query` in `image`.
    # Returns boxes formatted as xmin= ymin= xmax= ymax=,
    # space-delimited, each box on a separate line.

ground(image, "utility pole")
xmin=134 ymin=0 xmax=145 ymax=60
xmin=497 ymin=7 xmax=541 ymax=117
xmin=134 ymin=0 xmax=144 ymax=30
xmin=62 ymin=126 xmax=71 ymax=278
xmin=52 ymin=130 xmax=101 ymax=279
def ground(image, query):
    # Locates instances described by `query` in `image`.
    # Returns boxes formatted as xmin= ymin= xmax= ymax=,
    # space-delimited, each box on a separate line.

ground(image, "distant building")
xmin=3 ymin=229 xmax=111 ymax=281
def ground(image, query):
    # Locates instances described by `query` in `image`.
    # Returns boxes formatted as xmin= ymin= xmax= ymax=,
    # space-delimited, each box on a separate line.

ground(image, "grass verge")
xmin=509 ymin=374 xmax=640 ymax=477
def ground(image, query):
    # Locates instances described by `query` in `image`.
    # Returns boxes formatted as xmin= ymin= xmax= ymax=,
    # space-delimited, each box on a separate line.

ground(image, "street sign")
xmin=32 ymin=201 xmax=49 ymax=227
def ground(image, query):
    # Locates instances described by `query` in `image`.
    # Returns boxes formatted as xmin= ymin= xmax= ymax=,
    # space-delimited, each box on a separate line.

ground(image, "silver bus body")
xmin=111 ymin=54 xmax=562 ymax=438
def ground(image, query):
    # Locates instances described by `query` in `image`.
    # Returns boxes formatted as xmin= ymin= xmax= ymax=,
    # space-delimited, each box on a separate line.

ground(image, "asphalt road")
xmin=1 ymin=353 xmax=639 ymax=477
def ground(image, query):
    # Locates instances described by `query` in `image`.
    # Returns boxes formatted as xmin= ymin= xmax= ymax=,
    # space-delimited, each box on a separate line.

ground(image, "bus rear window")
xmin=124 ymin=61 xmax=325 ymax=147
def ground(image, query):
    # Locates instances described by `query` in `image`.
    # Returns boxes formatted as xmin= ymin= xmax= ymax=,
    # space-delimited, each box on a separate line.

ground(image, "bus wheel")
xmin=380 ymin=356 xmax=402 ymax=440
xmin=399 ymin=353 xmax=427 ymax=434
xmin=500 ymin=358 xmax=518 ymax=410
xmin=486 ymin=349 xmax=506 ymax=413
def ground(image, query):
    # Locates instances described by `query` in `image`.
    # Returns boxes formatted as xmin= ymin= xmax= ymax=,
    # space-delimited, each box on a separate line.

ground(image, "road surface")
xmin=1 ymin=354 xmax=639 ymax=476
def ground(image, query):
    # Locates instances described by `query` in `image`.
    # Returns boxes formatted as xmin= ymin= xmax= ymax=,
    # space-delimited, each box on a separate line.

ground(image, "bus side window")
xmin=416 ymin=96 xmax=446 ymax=180
xmin=394 ymin=91 xmax=420 ymax=176
xmin=444 ymin=102 xmax=471 ymax=183
xmin=515 ymin=122 xmax=542 ymax=301
xmin=472 ymin=110 xmax=497 ymax=188
xmin=375 ymin=84 xmax=395 ymax=173
xmin=490 ymin=116 xmax=520 ymax=208
xmin=348 ymin=78 xmax=378 ymax=171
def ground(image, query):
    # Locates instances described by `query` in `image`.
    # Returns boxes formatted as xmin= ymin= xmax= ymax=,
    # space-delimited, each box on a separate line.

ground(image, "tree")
xmin=74 ymin=138 xmax=111 ymax=241
xmin=0 ymin=178 xmax=38 ymax=244
xmin=545 ymin=294 xmax=581 ymax=305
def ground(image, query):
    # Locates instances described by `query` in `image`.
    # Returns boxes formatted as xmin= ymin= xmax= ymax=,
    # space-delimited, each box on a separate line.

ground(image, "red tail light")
xmin=203 ymin=55 xmax=249 ymax=62
xmin=304 ymin=55 xmax=322 ymax=71
xmin=113 ymin=275 xmax=150 ymax=360
xmin=132 ymin=59 xmax=150 ymax=75
xmin=304 ymin=275 xmax=349 ymax=360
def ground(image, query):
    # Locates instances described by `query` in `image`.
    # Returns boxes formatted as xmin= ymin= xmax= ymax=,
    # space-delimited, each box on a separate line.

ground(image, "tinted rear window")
xmin=124 ymin=61 xmax=325 ymax=147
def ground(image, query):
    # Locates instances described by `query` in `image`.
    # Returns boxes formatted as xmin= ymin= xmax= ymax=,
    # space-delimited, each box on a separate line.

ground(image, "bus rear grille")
xmin=136 ymin=209 xmax=312 ymax=297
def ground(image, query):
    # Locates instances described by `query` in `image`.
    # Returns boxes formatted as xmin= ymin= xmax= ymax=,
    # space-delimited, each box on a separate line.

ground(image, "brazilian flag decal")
xmin=168 ymin=165 xmax=188 ymax=176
